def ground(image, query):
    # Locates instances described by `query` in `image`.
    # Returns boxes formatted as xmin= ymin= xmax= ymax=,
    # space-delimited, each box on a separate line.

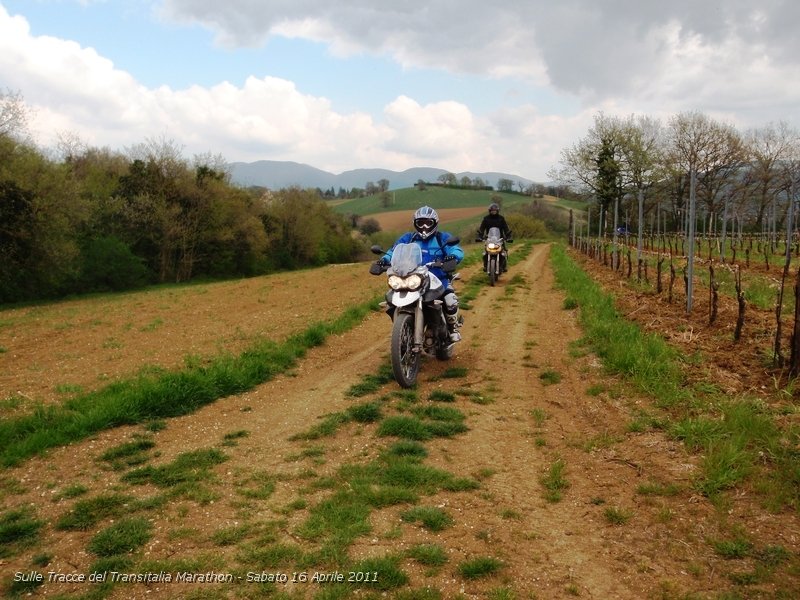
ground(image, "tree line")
xmin=0 ymin=94 xmax=364 ymax=303
xmin=550 ymin=112 xmax=800 ymax=241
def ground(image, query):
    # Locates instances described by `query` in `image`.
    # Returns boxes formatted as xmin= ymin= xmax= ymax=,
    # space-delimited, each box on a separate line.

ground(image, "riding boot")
xmin=446 ymin=312 xmax=461 ymax=343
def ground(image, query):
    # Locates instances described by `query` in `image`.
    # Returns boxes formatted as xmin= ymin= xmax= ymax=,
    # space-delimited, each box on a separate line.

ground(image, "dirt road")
xmin=2 ymin=244 xmax=796 ymax=598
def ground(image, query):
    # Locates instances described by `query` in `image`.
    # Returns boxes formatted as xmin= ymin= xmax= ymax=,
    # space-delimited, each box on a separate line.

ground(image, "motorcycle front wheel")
xmin=391 ymin=312 xmax=420 ymax=388
xmin=489 ymin=256 xmax=497 ymax=286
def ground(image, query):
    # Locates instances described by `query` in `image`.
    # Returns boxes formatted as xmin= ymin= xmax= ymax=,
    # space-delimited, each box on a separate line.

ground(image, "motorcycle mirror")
xmin=370 ymin=245 xmax=385 ymax=255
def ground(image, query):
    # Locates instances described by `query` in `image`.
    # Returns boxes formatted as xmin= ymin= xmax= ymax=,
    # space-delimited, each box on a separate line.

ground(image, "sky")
xmin=2 ymin=0 xmax=799 ymax=182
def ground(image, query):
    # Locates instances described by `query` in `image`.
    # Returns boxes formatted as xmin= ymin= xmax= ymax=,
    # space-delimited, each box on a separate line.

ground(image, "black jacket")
xmin=478 ymin=213 xmax=511 ymax=239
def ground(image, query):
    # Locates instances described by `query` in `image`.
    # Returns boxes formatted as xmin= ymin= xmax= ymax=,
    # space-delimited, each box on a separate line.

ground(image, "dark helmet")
xmin=413 ymin=205 xmax=439 ymax=239
xmin=488 ymin=203 xmax=500 ymax=214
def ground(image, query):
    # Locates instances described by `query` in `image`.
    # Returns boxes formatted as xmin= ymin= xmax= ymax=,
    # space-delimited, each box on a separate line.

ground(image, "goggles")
xmin=415 ymin=218 xmax=436 ymax=230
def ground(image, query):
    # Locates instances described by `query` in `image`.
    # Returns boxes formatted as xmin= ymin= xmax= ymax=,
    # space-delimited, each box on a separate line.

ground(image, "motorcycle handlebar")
xmin=370 ymin=257 xmax=456 ymax=275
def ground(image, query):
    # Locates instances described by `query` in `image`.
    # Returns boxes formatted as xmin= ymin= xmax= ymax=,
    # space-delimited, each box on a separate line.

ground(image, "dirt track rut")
xmin=4 ymin=243 xmax=793 ymax=599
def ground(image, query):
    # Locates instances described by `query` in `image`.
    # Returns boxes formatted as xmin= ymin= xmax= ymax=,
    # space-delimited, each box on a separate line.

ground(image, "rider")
xmin=476 ymin=202 xmax=513 ymax=272
xmin=378 ymin=206 xmax=464 ymax=342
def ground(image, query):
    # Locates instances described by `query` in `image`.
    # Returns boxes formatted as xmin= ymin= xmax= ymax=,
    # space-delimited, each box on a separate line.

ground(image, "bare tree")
xmin=667 ymin=112 xmax=746 ymax=233
xmin=619 ymin=115 xmax=665 ymax=261
xmin=0 ymin=88 xmax=32 ymax=140
xmin=55 ymin=130 xmax=88 ymax=162
xmin=743 ymin=122 xmax=800 ymax=232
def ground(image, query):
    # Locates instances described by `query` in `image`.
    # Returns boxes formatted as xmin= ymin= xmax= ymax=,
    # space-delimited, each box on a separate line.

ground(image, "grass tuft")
xmin=603 ymin=506 xmax=633 ymax=525
xmin=401 ymin=506 xmax=454 ymax=531
xmin=407 ymin=543 xmax=448 ymax=566
xmin=539 ymin=370 xmax=562 ymax=385
xmin=540 ymin=458 xmax=569 ymax=503
xmin=0 ymin=507 xmax=43 ymax=558
xmin=428 ymin=390 xmax=456 ymax=402
xmin=349 ymin=555 xmax=409 ymax=590
xmin=347 ymin=402 xmax=383 ymax=423
xmin=56 ymin=493 xmax=133 ymax=530
xmin=121 ymin=448 xmax=227 ymax=488
xmin=457 ymin=556 xmax=504 ymax=579
xmin=88 ymin=517 xmax=153 ymax=556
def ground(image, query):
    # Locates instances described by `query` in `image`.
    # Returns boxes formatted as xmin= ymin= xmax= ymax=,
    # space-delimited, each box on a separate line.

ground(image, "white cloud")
xmin=0 ymin=3 xmax=564 ymax=177
xmin=154 ymin=0 xmax=800 ymax=177
xmin=2 ymin=1 xmax=800 ymax=181
xmin=382 ymin=96 xmax=476 ymax=161
xmin=160 ymin=0 xmax=800 ymax=116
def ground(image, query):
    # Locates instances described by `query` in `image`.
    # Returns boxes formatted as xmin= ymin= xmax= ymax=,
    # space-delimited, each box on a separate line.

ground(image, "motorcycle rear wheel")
xmin=391 ymin=312 xmax=420 ymax=388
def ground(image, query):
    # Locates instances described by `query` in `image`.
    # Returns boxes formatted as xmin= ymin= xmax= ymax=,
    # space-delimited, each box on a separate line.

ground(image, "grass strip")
xmin=550 ymin=244 xmax=687 ymax=406
xmin=552 ymin=244 xmax=800 ymax=509
xmin=0 ymin=298 xmax=381 ymax=466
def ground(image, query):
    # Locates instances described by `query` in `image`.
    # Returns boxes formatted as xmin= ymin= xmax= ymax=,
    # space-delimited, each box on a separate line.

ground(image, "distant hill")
xmin=228 ymin=160 xmax=535 ymax=191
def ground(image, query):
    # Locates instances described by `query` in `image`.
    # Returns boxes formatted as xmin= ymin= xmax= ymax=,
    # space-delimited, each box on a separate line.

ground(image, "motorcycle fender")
xmin=389 ymin=290 xmax=422 ymax=308
xmin=423 ymin=288 xmax=441 ymax=303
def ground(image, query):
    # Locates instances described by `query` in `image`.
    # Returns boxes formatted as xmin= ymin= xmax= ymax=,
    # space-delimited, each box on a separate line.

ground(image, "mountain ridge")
xmin=229 ymin=160 xmax=536 ymax=191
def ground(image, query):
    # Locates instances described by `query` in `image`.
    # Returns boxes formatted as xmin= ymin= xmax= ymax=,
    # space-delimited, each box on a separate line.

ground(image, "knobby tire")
xmin=391 ymin=312 xmax=420 ymax=388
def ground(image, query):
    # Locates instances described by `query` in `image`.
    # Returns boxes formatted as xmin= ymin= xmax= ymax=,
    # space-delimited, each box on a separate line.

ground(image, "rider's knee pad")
xmin=443 ymin=292 xmax=459 ymax=314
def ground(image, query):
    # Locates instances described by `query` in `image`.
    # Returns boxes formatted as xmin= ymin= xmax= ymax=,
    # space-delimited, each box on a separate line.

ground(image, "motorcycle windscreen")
xmin=390 ymin=243 xmax=423 ymax=276
xmin=487 ymin=227 xmax=503 ymax=242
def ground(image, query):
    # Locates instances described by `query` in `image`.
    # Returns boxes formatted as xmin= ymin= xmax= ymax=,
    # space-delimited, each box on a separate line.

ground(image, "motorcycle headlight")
xmin=388 ymin=275 xmax=404 ymax=290
xmin=487 ymin=243 xmax=500 ymax=250
xmin=404 ymin=274 xmax=422 ymax=290
xmin=388 ymin=274 xmax=423 ymax=290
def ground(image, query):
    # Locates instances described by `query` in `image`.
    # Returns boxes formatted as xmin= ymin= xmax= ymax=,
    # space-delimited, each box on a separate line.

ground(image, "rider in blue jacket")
xmin=379 ymin=206 xmax=464 ymax=342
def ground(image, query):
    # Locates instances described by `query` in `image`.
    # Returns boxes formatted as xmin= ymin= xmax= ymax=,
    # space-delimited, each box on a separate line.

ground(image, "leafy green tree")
xmin=358 ymin=217 xmax=381 ymax=235
xmin=261 ymin=187 xmax=360 ymax=269
xmin=497 ymin=178 xmax=514 ymax=192
xmin=77 ymin=236 xmax=149 ymax=291
xmin=0 ymin=134 xmax=86 ymax=300
xmin=505 ymin=214 xmax=547 ymax=238
xmin=595 ymin=135 xmax=621 ymax=226
xmin=0 ymin=179 xmax=35 ymax=301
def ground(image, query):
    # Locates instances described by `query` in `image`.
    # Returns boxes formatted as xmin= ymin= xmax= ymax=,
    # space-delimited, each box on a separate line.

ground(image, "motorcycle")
xmin=477 ymin=227 xmax=508 ymax=286
xmin=369 ymin=239 xmax=461 ymax=388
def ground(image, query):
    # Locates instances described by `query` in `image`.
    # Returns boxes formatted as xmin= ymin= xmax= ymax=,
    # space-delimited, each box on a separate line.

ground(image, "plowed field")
xmin=1 ymin=243 xmax=798 ymax=599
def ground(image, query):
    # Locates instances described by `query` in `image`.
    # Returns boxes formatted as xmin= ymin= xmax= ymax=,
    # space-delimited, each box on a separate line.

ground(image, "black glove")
xmin=442 ymin=255 xmax=457 ymax=272
xmin=507 ymin=238 xmax=514 ymax=243
xmin=475 ymin=237 xmax=483 ymax=242
xmin=369 ymin=260 xmax=386 ymax=275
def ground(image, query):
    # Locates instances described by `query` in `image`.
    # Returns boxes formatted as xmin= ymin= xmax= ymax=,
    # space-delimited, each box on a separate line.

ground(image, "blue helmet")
xmin=413 ymin=206 xmax=439 ymax=239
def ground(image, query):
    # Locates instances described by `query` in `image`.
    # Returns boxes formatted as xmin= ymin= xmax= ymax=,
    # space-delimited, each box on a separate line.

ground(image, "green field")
xmin=329 ymin=186 xmax=534 ymax=216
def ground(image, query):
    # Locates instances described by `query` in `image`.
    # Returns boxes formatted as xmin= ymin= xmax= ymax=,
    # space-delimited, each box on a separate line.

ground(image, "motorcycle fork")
xmin=413 ymin=300 xmax=425 ymax=349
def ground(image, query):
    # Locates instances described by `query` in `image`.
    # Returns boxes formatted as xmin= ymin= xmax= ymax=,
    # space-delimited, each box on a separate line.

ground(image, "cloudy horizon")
xmin=2 ymin=0 xmax=798 ymax=181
